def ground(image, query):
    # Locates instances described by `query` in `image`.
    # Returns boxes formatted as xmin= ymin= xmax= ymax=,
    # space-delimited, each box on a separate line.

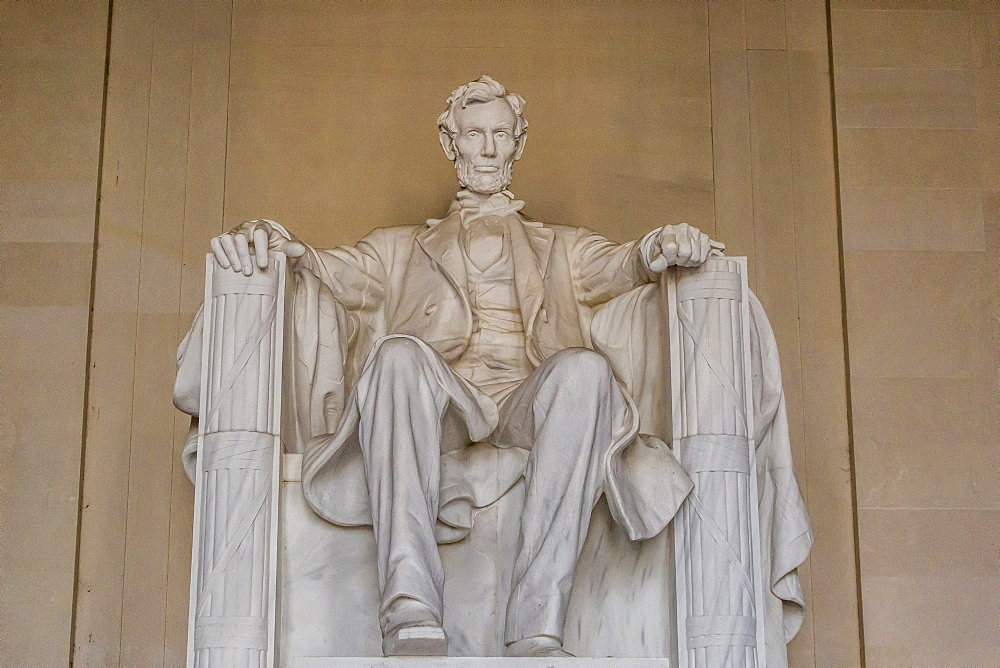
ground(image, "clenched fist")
xmin=210 ymin=219 xmax=306 ymax=275
xmin=646 ymin=223 xmax=721 ymax=272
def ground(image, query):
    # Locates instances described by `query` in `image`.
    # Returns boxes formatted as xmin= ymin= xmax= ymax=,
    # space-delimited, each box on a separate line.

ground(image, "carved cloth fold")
xmin=290 ymin=269 xmax=693 ymax=545
xmin=175 ymin=262 xmax=812 ymax=662
xmin=590 ymin=281 xmax=814 ymax=661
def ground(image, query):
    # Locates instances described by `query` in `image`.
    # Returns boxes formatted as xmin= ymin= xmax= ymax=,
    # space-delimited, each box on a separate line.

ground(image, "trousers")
xmin=353 ymin=334 xmax=631 ymax=644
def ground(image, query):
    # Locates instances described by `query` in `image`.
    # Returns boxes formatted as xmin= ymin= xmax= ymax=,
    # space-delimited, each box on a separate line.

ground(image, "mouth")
xmin=474 ymin=166 xmax=499 ymax=173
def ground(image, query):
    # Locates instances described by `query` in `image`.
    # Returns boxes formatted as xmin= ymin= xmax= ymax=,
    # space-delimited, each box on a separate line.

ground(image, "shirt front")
xmin=450 ymin=213 xmax=533 ymax=403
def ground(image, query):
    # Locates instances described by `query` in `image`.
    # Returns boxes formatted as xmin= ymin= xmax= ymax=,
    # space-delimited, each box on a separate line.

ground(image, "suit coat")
xmin=174 ymin=200 xmax=809 ymax=659
xmin=296 ymin=204 xmax=658 ymax=372
xmin=294 ymin=204 xmax=693 ymax=542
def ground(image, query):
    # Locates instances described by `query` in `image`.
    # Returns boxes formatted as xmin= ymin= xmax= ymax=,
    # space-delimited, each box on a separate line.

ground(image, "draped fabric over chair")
xmin=175 ymin=250 xmax=812 ymax=665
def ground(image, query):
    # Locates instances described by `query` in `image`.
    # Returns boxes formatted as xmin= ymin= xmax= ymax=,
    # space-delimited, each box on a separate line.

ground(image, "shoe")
xmin=506 ymin=635 xmax=575 ymax=657
xmin=381 ymin=597 xmax=448 ymax=657
xmin=383 ymin=625 xmax=448 ymax=657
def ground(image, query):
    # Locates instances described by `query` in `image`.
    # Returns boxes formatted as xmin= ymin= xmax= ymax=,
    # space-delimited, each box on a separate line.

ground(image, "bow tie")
xmin=456 ymin=190 xmax=525 ymax=223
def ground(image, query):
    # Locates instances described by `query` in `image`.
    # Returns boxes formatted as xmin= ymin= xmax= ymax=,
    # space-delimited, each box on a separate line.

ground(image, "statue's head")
xmin=437 ymin=76 xmax=528 ymax=195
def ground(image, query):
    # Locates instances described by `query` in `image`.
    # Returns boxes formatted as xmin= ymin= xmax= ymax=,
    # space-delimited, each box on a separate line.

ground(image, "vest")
xmin=450 ymin=216 xmax=533 ymax=402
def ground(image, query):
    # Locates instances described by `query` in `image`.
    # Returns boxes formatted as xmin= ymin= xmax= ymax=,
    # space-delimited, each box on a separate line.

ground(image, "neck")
xmin=461 ymin=188 xmax=507 ymax=200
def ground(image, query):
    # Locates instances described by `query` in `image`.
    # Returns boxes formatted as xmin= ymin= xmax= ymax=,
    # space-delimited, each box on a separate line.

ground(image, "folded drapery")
xmin=175 ymin=254 xmax=811 ymax=664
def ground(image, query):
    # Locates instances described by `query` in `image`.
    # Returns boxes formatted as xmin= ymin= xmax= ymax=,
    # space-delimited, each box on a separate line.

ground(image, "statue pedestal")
xmin=290 ymin=660 xmax=669 ymax=667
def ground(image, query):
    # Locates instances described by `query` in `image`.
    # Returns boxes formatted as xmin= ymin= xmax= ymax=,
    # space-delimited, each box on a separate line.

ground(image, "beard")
xmin=454 ymin=156 xmax=514 ymax=195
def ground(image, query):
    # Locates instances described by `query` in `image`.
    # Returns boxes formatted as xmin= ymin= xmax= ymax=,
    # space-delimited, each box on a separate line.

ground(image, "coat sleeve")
xmin=747 ymin=292 xmax=813 ymax=658
xmin=174 ymin=253 xmax=358 ymax=481
xmin=293 ymin=227 xmax=391 ymax=314
xmin=571 ymin=226 xmax=659 ymax=307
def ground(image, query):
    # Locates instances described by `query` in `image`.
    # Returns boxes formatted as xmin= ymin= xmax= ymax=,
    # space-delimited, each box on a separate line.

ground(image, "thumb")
xmin=661 ymin=232 xmax=679 ymax=260
xmin=282 ymin=240 xmax=306 ymax=258
xmin=648 ymin=253 xmax=671 ymax=273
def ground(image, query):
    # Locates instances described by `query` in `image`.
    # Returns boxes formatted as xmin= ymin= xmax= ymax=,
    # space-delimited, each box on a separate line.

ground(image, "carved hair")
xmin=437 ymin=75 xmax=528 ymax=139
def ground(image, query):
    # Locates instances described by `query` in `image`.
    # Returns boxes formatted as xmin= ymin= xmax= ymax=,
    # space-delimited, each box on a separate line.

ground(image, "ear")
xmin=439 ymin=130 xmax=457 ymax=161
xmin=514 ymin=132 xmax=527 ymax=161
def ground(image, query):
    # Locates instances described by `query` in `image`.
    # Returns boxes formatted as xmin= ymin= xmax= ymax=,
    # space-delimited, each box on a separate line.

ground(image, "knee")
xmin=546 ymin=348 xmax=614 ymax=385
xmin=370 ymin=336 xmax=428 ymax=376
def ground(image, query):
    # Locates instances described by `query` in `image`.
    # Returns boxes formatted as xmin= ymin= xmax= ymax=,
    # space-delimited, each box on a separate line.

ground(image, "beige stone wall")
xmin=0 ymin=1 xmax=109 ymax=664
xmin=15 ymin=1 xmax=997 ymax=665
xmin=65 ymin=2 xmax=858 ymax=664
xmin=71 ymin=3 xmax=232 ymax=663
xmin=830 ymin=1 xmax=1000 ymax=664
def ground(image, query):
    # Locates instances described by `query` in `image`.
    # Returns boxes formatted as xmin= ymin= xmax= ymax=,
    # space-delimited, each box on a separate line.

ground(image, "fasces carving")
xmin=185 ymin=255 xmax=287 ymax=666
xmin=669 ymin=258 xmax=766 ymax=666
xmin=175 ymin=77 xmax=812 ymax=666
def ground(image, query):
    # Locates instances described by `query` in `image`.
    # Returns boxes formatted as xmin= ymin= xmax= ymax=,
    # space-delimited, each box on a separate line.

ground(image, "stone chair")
xmin=176 ymin=252 xmax=808 ymax=666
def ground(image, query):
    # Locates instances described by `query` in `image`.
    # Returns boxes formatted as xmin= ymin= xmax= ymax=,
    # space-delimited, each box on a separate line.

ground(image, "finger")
xmin=677 ymin=229 xmax=693 ymax=265
xmin=647 ymin=255 xmax=669 ymax=273
xmin=661 ymin=232 xmax=679 ymax=264
xmin=253 ymin=227 xmax=270 ymax=268
xmin=231 ymin=221 xmax=251 ymax=236
xmin=692 ymin=234 xmax=706 ymax=265
xmin=235 ymin=233 xmax=254 ymax=276
xmin=220 ymin=234 xmax=242 ymax=272
xmin=283 ymin=240 xmax=307 ymax=258
xmin=699 ymin=234 xmax=711 ymax=264
xmin=210 ymin=237 xmax=231 ymax=269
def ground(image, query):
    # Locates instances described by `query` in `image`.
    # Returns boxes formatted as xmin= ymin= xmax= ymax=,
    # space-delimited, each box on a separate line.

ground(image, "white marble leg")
xmin=188 ymin=254 xmax=287 ymax=668
xmin=668 ymin=258 xmax=767 ymax=667
xmin=355 ymin=337 xmax=452 ymax=628
xmin=499 ymin=348 xmax=619 ymax=646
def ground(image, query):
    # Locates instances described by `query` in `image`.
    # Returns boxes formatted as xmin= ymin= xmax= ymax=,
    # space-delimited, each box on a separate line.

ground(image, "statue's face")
xmin=448 ymin=98 xmax=523 ymax=195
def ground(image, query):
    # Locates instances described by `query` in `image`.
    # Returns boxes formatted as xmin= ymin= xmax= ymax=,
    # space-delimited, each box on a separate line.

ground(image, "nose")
xmin=482 ymin=132 xmax=496 ymax=157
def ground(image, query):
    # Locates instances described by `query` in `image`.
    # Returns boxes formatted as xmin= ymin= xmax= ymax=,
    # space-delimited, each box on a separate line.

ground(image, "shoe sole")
xmin=383 ymin=625 xmax=448 ymax=657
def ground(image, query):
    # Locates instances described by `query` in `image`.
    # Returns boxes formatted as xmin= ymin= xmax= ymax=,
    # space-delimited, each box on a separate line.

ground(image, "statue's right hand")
xmin=210 ymin=219 xmax=306 ymax=275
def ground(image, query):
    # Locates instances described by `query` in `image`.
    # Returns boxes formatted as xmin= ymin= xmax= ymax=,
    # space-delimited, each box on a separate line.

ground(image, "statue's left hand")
xmin=210 ymin=219 xmax=306 ymax=276
xmin=649 ymin=223 xmax=714 ymax=271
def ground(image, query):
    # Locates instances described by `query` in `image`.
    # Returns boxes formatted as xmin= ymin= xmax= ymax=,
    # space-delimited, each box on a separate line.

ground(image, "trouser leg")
xmin=497 ymin=348 xmax=620 ymax=644
xmin=355 ymin=337 xmax=456 ymax=626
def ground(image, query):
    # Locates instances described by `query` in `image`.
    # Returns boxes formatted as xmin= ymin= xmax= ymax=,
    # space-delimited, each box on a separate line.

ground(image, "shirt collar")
xmin=455 ymin=189 xmax=526 ymax=225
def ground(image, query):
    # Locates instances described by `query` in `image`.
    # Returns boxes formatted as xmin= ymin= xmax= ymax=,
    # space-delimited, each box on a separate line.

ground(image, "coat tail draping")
xmin=175 ymin=242 xmax=811 ymax=659
xmin=590 ymin=278 xmax=813 ymax=663
xmin=589 ymin=282 xmax=690 ymax=541
xmin=174 ymin=267 xmax=355 ymax=483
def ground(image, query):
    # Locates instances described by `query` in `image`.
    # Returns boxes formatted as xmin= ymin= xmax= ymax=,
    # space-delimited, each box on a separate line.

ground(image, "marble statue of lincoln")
xmin=207 ymin=76 xmax=716 ymax=658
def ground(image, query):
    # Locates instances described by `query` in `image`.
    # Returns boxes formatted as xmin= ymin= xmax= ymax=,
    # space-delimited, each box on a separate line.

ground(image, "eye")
xmin=496 ymin=131 xmax=509 ymax=139
xmin=466 ymin=131 xmax=480 ymax=138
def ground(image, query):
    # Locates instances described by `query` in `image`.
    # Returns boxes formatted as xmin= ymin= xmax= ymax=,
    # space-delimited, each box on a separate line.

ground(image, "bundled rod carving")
xmin=187 ymin=253 xmax=287 ymax=668
xmin=668 ymin=257 xmax=767 ymax=667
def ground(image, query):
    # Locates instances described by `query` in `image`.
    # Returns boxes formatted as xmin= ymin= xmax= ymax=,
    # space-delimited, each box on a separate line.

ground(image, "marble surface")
xmin=279 ymin=478 xmax=675 ymax=659
xmin=177 ymin=76 xmax=812 ymax=664
xmin=289 ymin=660 xmax=671 ymax=667
xmin=186 ymin=254 xmax=286 ymax=665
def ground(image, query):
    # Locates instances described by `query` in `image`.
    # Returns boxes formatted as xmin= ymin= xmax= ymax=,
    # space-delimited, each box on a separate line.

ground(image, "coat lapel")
xmin=419 ymin=209 xmax=554 ymax=355
xmin=506 ymin=215 xmax=554 ymax=336
xmin=417 ymin=211 xmax=469 ymax=308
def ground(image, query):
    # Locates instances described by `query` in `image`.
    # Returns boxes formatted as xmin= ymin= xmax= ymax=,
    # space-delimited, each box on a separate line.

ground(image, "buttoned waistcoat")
xmin=299 ymin=206 xmax=656 ymax=374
